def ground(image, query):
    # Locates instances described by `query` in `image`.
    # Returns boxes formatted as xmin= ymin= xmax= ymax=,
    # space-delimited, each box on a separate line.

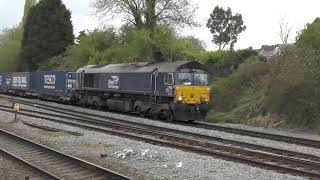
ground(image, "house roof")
xmin=261 ymin=45 xmax=276 ymax=51
xmin=259 ymin=44 xmax=293 ymax=58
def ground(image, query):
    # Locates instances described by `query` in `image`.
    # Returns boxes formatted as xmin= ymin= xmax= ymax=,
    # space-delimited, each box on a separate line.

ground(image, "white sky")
xmin=0 ymin=0 xmax=319 ymax=50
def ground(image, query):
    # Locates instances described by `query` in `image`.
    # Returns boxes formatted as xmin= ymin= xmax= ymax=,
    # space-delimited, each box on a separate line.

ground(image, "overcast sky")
xmin=0 ymin=0 xmax=319 ymax=50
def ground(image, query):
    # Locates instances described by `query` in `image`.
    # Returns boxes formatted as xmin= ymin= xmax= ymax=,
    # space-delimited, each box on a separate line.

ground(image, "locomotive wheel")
xmin=93 ymin=101 xmax=101 ymax=110
xmin=135 ymin=106 xmax=144 ymax=117
xmin=151 ymin=113 xmax=159 ymax=120
xmin=161 ymin=110 xmax=174 ymax=122
xmin=166 ymin=111 xmax=175 ymax=122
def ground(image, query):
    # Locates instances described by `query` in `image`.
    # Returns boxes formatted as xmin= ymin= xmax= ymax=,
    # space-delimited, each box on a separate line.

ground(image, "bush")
xmin=208 ymin=47 xmax=320 ymax=130
xmin=265 ymin=48 xmax=320 ymax=128
xmin=211 ymin=62 xmax=270 ymax=112
xmin=202 ymin=48 xmax=259 ymax=78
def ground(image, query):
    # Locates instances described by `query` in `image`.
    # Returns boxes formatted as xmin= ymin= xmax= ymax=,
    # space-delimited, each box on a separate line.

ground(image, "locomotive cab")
xmin=170 ymin=68 xmax=210 ymax=121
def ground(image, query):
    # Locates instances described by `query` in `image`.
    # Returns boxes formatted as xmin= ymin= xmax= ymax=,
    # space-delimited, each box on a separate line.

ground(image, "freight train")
xmin=0 ymin=61 xmax=210 ymax=121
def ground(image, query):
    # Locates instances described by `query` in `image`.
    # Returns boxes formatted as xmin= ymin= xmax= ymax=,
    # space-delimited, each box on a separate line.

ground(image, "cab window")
xmin=194 ymin=73 xmax=209 ymax=86
xmin=176 ymin=73 xmax=192 ymax=85
xmin=164 ymin=73 xmax=174 ymax=85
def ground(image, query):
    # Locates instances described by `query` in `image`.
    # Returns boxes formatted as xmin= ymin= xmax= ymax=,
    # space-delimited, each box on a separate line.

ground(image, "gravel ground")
xmin=8 ymin=97 xmax=320 ymax=158
xmin=0 ymin=153 xmax=45 ymax=180
xmin=0 ymin=106 xmax=308 ymax=179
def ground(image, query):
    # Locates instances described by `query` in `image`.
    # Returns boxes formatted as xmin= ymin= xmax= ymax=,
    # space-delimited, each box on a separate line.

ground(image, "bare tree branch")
xmin=279 ymin=15 xmax=292 ymax=44
xmin=92 ymin=0 xmax=198 ymax=29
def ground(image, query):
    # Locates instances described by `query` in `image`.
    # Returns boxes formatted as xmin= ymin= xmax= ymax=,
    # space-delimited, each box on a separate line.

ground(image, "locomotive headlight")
xmin=178 ymin=96 xmax=183 ymax=102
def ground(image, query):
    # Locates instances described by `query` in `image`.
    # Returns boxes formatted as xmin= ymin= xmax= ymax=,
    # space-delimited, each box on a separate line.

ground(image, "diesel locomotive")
xmin=0 ymin=61 xmax=211 ymax=121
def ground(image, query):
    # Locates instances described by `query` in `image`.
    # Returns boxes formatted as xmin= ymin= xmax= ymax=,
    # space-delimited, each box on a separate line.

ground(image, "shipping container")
xmin=10 ymin=72 xmax=31 ymax=90
xmin=4 ymin=73 xmax=12 ymax=93
xmin=32 ymin=71 xmax=77 ymax=101
xmin=0 ymin=73 xmax=5 ymax=92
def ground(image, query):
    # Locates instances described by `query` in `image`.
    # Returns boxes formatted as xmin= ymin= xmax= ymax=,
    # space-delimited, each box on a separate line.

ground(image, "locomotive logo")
xmin=44 ymin=75 xmax=56 ymax=89
xmin=108 ymin=76 xmax=119 ymax=89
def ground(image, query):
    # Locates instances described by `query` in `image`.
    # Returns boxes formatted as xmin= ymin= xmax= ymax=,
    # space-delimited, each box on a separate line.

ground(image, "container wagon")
xmin=32 ymin=71 xmax=77 ymax=102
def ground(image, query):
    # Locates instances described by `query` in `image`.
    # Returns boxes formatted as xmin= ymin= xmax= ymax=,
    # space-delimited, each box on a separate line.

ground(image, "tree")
xmin=0 ymin=0 xmax=38 ymax=71
xmin=295 ymin=19 xmax=320 ymax=50
xmin=21 ymin=0 xmax=74 ymax=70
xmin=93 ymin=0 xmax=197 ymax=61
xmin=22 ymin=0 xmax=38 ymax=26
xmin=40 ymin=25 xmax=205 ymax=70
xmin=279 ymin=15 xmax=292 ymax=44
xmin=206 ymin=6 xmax=246 ymax=51
xmin=0 ymin=27 xmax=23 ymax=71
xmin=92 ymin=0 xmax=197 ymax=32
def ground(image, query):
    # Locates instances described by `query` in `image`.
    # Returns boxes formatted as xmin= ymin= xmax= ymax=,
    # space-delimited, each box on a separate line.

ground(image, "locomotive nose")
xmin=174 ymin=85 xmax=210 ymax=105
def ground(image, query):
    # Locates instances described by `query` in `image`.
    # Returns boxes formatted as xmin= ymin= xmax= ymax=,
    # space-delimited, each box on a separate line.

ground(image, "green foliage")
xmin=296 ymin=20 xmax=320 ymax=50
xmin=207 ymin=62 xmax=270 ymax=124
xmin=41 ymin=26 xmax=206 ymax=70
xmin=21 ymin=0 xmax=74 ymax=71
xmin=202 ymin=48 xmax=259 ymax=77
xmin=206 ymin=6 xmax=246 ymax=50
xmin=106 ymin=27 xmax=152 ymax=63
xmin=208 ymin=47 xmax=320 ymax=130
xmin=208 ymin=19 xmax=320 ymax=130
xmin=0 ymin=27 xmax=23 ymax=71
xmin=265 ymin=48 xmax=320 ymax=128
xmin=153 ymin=26 xmax=205 ymax=61
xmin=22 ymin=0 xmax=38 ymax=26
xmin=0 ymin=0 xmax=37 ymax=72
xmin=211 ymin=62 xmax=270 ymax=112
xmin=40 ymin=28 xmax=118 ymax=70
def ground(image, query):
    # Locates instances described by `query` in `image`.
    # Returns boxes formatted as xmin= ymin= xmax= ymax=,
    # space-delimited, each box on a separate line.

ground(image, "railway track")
xmin=0 ymin=129 xmax=131 ymax=180
xmin=195 ymin=121 xmax=320 ymax=149
xmin=0 ymin=105 xmax=319 ymax=178
xmin=1 ymin=94 xmax=320 ymax=149
xmin=1 ymin=103 xmax=319 ymax=163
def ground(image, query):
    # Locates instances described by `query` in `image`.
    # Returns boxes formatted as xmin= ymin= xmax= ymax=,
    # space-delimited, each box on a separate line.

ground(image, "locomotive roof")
xmin=77 ymin=61 xmax=206 ymax=73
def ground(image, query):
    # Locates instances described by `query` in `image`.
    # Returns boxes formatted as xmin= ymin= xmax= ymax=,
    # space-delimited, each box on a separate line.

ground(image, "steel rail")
xmin=0 ymin=147 xmax=62 ymax=180
xmin=0 ymin=128 xmax=132 ymax=180
xmin=2 ymin=94 xmax=320 ymax=148
xmin=1 ymin=102 xmax=319 ymax=163
xmin=195 ymin=121 xmax=320 ymax=148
